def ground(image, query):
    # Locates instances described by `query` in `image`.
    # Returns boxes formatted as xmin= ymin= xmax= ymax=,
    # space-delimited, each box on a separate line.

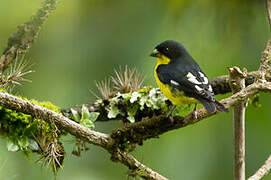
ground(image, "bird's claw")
xmin=190 ymin=104 xmax=198 ymax=119
xmin=191 ymin=110 xmax=198 ymax=119
xmin=167 ymin=114 xmax=174 ymax=123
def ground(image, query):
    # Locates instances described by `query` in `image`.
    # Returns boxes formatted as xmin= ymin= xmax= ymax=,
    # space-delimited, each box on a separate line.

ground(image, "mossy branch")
xmin=0 ymin=0 xmax=58 ymax=73
xmin=0 ymin=90 xmax=167 ymax=180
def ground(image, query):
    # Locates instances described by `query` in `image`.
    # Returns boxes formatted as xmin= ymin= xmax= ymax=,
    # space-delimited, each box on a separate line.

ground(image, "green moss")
xmin=0 ymin=88 xmax=7 ymax=92
xmin=0 ymin=95 xmax=64 ymax=175
xmin=29 ymin=99 xmax=61 ymax=113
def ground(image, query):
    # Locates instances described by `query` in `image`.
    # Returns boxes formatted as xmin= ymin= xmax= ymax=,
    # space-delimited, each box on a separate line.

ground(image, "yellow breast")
xmin=154 ymin=56 xmax=199 ymax=106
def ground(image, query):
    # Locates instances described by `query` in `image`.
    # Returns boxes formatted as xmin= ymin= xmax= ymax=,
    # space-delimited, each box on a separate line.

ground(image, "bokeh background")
xmin=0 ymin=0 xmax=271 ymax=179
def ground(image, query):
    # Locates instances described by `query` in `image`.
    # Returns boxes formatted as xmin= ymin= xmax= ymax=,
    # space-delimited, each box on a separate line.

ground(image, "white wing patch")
xmin=198 ymin=72 xmax=208 ymax=84
xmin=170 ymin=80 xmax=180 ymax=86
xmin=186 ymin=72 xmax=202 ymax=85
xmin=186 ymin=71 xmax=213 ymax=94
xmin=195 ymin=85 xmax=203 ymax=92
xmin=208 ymin=85 xmax=213 ymax=92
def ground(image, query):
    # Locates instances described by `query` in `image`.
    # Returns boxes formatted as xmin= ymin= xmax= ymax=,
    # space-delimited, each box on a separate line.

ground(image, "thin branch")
xmin=210 ymin=71 xmax=259 ymax=95
xmin=229 ymin=67 xmax=247 ymax=180
xmin=246 ymin=5 xmax=271 ymax=177
xmin=0 ymin=90 xmax=167 ymax=180
xmin=0 ymin=0 xmax=58 ymax=73
xmin=258 ymin=39 xmax=271 ymax=82
xmin=248 ymin=154 xmax=271 ymax=180
xmin=112 ymin=151 xmax=168 ymax=180
xmin=266 ymin=0 xmax=271 ymax=29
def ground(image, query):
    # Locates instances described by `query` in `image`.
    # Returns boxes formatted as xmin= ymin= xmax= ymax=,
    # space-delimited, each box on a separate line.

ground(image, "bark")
xmin=229 ymin=67 xmax=247 ymax=180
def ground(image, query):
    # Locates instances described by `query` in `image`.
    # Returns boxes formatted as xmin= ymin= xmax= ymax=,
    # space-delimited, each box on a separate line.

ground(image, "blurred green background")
xmin=1 ymin=0 xmax=271 ymax=179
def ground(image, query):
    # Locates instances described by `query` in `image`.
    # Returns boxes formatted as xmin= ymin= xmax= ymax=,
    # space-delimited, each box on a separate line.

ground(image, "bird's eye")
xmin=165 ymin=47 xmax=169 ymax=51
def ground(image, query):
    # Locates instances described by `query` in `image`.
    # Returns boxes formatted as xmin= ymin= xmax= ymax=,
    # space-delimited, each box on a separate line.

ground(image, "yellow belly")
xmin=154 ymin=63 xmax=199 ymax=106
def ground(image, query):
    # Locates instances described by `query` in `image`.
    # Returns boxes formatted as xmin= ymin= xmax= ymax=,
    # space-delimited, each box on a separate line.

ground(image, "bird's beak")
xmin=150 ymin=49 xmax=160 ymax=57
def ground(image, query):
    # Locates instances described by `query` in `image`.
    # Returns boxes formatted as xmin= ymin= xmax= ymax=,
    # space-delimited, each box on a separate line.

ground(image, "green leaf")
xmin=7 ymin=140 xmax=19 ymax=152
xmin=139 ymin=96 xmax=148 ymax=110
xmin=107 ymin=105 xmax=120 ymax=118
xmin=127 ymin=116 xmax=135 ymax=123
xmin=130 ymin=92 xmax=141 ymax=103
xmin=89 ymin=112 xmax=100 ymax=122
xmin=249 ymin=94 xmax=261 ymax=108
xmin=28 ymin=139 xmax=39 ymax=151
xmin=81 ymin=105 xmax=90 ymax=122
xmin=77 ymin=105 xmax=99 ymax=129
xmin=81 ymin=121 xmax=95 ymax=129
xmin=18 ymin=136 xmax=29 ymax=148
xmin=127 ymin=105 xmax=138 ymax=123
xmin=71 ymin=108 xmax=80 ymax=122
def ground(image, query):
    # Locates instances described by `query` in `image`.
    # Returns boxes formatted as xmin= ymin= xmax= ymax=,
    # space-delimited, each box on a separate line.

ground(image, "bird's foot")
xmin=190 ymin=104 xmax=198 ymax=119
xmin=167 ymin=105 xmax=176 ymax=123
xmin=167 ymin=114 xmax=174 ymax=123
xmin=191 ymin=110 xmax=198 ymax=119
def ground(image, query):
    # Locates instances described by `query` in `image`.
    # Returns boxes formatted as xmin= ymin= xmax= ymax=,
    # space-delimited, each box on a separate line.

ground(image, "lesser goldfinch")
xmin=150 ymin=40 xmax=228 ymax=116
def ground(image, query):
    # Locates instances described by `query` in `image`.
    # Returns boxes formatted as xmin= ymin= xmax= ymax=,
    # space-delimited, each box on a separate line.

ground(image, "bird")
xmin=150 ymin=40 xmax=228 ymax=118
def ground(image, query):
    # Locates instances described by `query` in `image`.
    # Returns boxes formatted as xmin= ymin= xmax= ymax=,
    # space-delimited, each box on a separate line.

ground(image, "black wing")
xmin=156 ymin=64 xmax=215 ymax=103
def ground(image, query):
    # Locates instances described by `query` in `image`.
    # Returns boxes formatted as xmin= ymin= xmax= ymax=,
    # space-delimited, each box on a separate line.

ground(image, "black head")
xmin=150 ymin=40 xmax=189 ymax=59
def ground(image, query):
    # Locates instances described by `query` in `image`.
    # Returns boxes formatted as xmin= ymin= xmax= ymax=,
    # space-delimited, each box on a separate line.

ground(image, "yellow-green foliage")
xmin=0 ymin=97 xmax=61 ymax=152
xmin=0 ymin=96 xmax=64 ymax=175
xmin=29 ymin=99 xmax=61 ymax=114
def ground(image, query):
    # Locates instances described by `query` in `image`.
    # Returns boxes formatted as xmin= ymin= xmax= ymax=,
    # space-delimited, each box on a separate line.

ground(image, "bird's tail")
xmin=199 ymin=99 xmax=229 ymax=113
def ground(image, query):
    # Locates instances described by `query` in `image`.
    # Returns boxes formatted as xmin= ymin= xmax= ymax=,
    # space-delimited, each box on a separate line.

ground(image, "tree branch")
xmin=258 ymin=39 xmax=271 ymax=83
xmin=112 ymin=150 xmax=168 ymax=180
xmin=0 ymin=91 xmax=113 ymax=148
xmin=0 ymin=0 xmax=58 ymax=73
xmin=246 ymin=2 xmax=271 ymax=179
xmin=229 ymin=67 xmax=247 ymax=180
xmin=209 ymin=71 xmax=259 ymax=95
xmin=266 ymin=0 xmax=271 ymax=29
xmin=248 ymin=154 xmax=271 ymax=180
xmin=0 ymin=90 xmax=167 ymax=180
